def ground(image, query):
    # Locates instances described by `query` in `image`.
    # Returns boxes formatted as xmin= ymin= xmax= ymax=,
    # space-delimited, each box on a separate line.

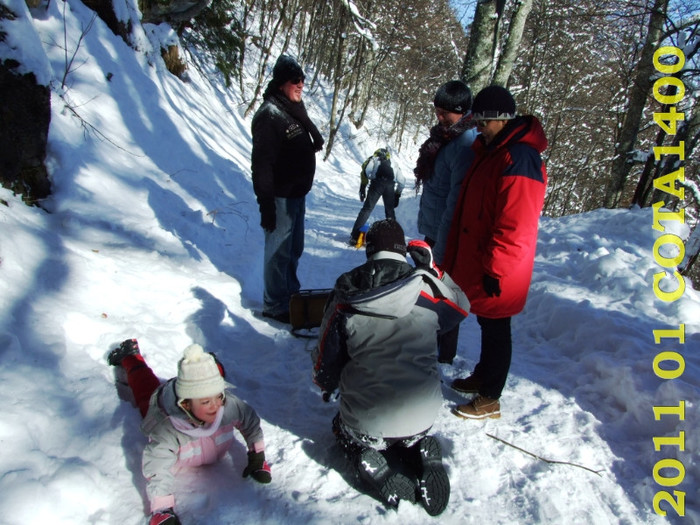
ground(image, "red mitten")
xmin=407 ymin=239 xmax=443 ymax=278
xmin=149 ymin=508 xmax=181 ymax=525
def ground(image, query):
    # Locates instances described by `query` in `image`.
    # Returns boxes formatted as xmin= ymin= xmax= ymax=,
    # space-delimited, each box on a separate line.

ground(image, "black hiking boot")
xmin=107 ymin=338 xmax=140 ymax=366
xmin=414 ymin=436 xmax=450 ymax=516
xmin=357 ymin=448 xmax=416 ymax=508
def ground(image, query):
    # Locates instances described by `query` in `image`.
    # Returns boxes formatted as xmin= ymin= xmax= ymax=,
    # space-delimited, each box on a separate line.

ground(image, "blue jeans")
xmin=351 ymin=177 xmax=395 ymax=239
xmin=263 ymin=196 xmax=305 ymax=315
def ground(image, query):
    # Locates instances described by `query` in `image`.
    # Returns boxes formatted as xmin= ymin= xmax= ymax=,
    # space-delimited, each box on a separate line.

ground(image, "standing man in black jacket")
xmin=251 ymin=55 xmax=324 ymax=323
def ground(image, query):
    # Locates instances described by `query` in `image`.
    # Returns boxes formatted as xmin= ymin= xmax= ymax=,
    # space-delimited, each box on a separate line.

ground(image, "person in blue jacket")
xmin=415 ymin=80 xmax=476 ymax=265
xmin=414 ymin=80 xmax=476 ymax=364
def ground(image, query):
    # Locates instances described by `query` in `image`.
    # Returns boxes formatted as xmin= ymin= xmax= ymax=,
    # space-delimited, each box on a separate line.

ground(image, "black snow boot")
xmin=413 ymin=436 xmax=450 ymax=516
xmin=356 ymin=448 xmax=416 ymax=508
xmin=107 ymin=338 xmax=140 ymax=366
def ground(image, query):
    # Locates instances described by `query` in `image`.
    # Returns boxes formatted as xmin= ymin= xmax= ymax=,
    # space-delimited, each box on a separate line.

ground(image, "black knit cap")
xmin=471 ymin=85 xmax=516 ymax=120
xmin=272 ymin=54 xmax=305 ymax=85
xmin=433 ymin=80 xmax=472 ymax=114
xmin=365 ymin=219 xmax=407 ymax=258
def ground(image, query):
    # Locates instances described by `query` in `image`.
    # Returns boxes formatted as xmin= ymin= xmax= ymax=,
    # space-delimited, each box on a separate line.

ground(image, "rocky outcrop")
xmin=81 ymin=0 xmax=131 ymax=42
xmin=0 ymin=0 xmax=206 ymax=208
xmin=139 ymin=0 xmax=209 ymax=25
xmin=0 ymin=59 xmax=51 ymax=206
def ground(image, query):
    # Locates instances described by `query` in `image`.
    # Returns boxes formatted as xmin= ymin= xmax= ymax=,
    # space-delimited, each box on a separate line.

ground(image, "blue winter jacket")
xmin=417 ymin=128 xmax=477 ymax=264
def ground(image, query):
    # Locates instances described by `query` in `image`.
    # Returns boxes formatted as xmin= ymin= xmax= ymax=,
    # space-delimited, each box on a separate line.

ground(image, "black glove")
xmin=359 ymin=185 xmax=366 ymax=202
xmin=394 ymin=192 xmax=401 ymax=208
xmin=242 ymin=451 xmax=272 ymax=484
xmin=483 ymin=274 xmax=501 ymax=297
xmin=407 ymin=239 xmax=442 ymax=278
xmin=260 ymin=202 xmax=276 ymax=232
xmin=149 ymin=508 xmax=181 ymax=525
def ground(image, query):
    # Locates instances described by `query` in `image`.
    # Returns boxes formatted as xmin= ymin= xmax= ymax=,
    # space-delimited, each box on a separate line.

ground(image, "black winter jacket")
xmin=251 ymin=97 xmax=317 ymax=208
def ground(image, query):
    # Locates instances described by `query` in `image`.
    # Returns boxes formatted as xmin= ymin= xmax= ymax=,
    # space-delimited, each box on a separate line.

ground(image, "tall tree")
xmin=492 ymin=0 xmax=534 ymax=87
xmin=604 ymin=0 xmax=670 ymax=208
xmin=461 ymin=0 xmax=499 ymax=93
xmin=632 ymin=19 xmax=700 ymax=207
xmin=461 ymin=0 xmax=534 ymax=92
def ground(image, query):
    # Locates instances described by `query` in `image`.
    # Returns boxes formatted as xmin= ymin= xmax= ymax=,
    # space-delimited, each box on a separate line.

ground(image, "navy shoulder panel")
xmin=503 ymin=143 xmax=544 ymax=183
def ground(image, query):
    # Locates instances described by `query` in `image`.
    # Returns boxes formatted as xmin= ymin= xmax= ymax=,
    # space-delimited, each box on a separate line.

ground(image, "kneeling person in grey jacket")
xmin=311 ymin=219 xmax=469 ymax=516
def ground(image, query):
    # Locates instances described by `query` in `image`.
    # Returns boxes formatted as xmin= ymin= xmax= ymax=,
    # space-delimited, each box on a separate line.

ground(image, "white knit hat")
xmin=175 ymin=344 xmax=225 ymax=400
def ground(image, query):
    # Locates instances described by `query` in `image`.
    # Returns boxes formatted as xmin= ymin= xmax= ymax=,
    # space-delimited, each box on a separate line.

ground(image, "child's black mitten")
xmin=242 ymin=451 xmax=272 ymax=484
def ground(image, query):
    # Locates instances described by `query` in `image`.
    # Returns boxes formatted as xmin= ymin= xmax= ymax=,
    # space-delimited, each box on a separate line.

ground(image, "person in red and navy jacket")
xmin=442 ymin=85 xmax=548 ymax=421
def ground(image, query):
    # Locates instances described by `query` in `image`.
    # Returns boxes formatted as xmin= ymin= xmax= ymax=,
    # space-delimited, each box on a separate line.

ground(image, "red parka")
xmin=442 ymin=116 xmax=547 ymax=319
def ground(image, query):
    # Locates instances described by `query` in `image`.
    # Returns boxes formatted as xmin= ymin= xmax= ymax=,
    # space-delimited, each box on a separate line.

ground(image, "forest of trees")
xmin=179 ymin=0 xmax=700 ymax=281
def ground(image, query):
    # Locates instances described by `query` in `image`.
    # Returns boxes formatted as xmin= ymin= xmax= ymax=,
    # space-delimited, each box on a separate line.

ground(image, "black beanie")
xmin=433 ymin=80 xmax=472 ymax=114
xmin=272 ymin=54 xmax=304 ymax=85
xmin=471 ymin=85 xmax=516 ymax=120
xmin=365 ymin=219 xmax=407 ymax=258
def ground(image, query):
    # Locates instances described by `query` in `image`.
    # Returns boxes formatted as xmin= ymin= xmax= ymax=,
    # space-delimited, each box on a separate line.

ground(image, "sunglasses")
xmin=290 ymin=75 xmax=305 ymax=85
xmin=475 ymin=120 xmax=490 ymax=128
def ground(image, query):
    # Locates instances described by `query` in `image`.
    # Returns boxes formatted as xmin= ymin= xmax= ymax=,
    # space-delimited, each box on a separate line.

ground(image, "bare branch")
xmin=486 ymin=433 xmax=605 ymax=476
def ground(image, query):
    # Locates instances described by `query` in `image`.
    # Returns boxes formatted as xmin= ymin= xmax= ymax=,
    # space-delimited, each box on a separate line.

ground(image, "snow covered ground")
xmin=0 ymin=1 xmax=698 ymax=523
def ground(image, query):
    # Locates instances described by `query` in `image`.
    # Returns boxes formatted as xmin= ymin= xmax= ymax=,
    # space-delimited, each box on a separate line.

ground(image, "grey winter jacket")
xmin=312 ymin=251 xmax=469 ymax=440
xmin=417 ymin=127 xmax=477 ymax=264
xmin=140 ymin=379 xmax=265 ymax=512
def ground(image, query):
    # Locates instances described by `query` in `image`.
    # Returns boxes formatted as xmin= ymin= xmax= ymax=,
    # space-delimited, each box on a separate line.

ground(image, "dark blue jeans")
xmin=263 ymin=196 xmax=305 ymax=315
xmin=351 ymin=177 xmax=395 ymax=239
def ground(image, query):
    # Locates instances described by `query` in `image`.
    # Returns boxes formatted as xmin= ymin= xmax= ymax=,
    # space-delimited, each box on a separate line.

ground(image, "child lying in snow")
xmin=108 ymin=340 xmax=271 ymax=525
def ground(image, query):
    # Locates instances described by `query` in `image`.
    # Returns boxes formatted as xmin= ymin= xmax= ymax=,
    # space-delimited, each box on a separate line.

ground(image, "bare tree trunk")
xmin=348 ymin=39 xmax=369 ymax=125
xmin=492 ymin=0 xmax=534 ymax=87
xmin=634 ymin=27 xmax=700 ymax=207
xmin=649 ymin=107 xmax=700 ymax=206
xmin=324 ymin=86 xmax=351 ymax=160
xmin=681 ymin=222 xmax=700 ymax=282
xmin=604 ymin=0 xmax=669 ymax=208
xmin=244 ymin=1 xmax=290 ymax=118
xmin=461 ymin=0 xmax=498 ymax=93
xmin=394 ymin=97 xmax=410 ymax=146
xmin=323 ymin=6 xmax=349 ymax=159
xmin=632 ymin=121 xmax=670 ymax=207
xmin=237 ymin=0 xmax=255 ymax=99
xmin=352 ymin=40 xmax=391 ymax=129
xmin=279 ymin=2 xmax=301 ymax=54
